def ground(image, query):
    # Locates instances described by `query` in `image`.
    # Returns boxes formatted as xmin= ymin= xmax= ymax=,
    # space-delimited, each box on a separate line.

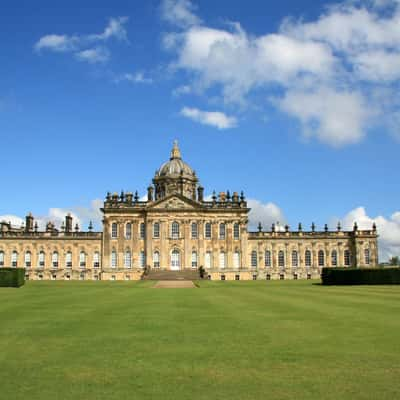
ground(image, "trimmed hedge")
xmin=0 ymin=268 xmax=26 ymax=287
xmin=321 ymin=267 xmax=400 ymax=285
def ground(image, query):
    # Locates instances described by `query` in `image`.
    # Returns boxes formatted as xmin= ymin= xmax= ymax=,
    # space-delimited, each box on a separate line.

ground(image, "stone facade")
xmin=0 ymin=141 xmax=378 ymax=280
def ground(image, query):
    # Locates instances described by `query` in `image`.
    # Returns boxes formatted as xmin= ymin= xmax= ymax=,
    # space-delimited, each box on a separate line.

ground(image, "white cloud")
xmin=163 ymin=0 xmax=400 ymax=146
xmin=116 ymin=72 xmax=154 ymax=84
xmin=161 ymin=0 xmax=201 ymax=28
xmin=34 ymin=34 xmax=79 ymax=52
xmin=0 ymin=199 xmax=103 ymax=231
xmin=333 ymin=206 xmax=400 ymax=261
xmin=34 ymin=16 xmax=129 ymax=63
xmin=92 ymin=16 xmax=129 ymax=41
xmin=353 ymin=50 xmax=400 ymax=82
xmin=247 ymin=199 xmax=286 ymax=230
xmin=180 ymin=107 xmax=237 ymax=129
xmin=75 ymin=47 xmax=110 ymax=63
xmin=277 ymin=87 xmax=371 ymax=146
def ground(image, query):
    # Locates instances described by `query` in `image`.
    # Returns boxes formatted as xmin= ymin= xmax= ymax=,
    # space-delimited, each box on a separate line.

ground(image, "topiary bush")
xmin=321 ymin=267 xmax=400 ymax=285
xmin=0 ymin=268 xmax=26 ymax=287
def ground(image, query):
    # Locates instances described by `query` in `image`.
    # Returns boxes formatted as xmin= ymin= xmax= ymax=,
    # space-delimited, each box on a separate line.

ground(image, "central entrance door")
xmin=170 ymin=249 xmax=181 ymax=271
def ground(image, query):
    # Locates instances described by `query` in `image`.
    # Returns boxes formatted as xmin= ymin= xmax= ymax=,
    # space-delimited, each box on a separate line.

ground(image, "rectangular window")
xmin=80 ymin=252 xmax=86 ymax=268
xmin=219 ymin=224 xmax=226 ymax=240
xmin=252 ymin=275 xmax=257 ymax=281
xmin=0 ymin=252 xmax=4 ymax=266
xmin=11 ymin=252 xmax=18 ymax=267
xmin=125 ymin=223 xmax=132 ymax=239
xmin=205 ymin=223 xmax=211 ymax=239
xmin=191 ymin=223 xmax=198 ymax=239
xmin=153 ymin=223 xmax=160 ymax=238
xmin=364 ymin=249 xmax=370 ymax=265
xmin=171 ymin=222 xmax=179 ymax=239
xmin=66 ymin=252 xmax=72 ymax=268
xmin=235 ymin=274 xmax=240 ymax=280
xmin=233 ymin=223 xmax=240 ymax=240
xmin=265 ymin=251 xmax=271 ymax=267
xmin=111 ymin=223 xmax=118 ymax=238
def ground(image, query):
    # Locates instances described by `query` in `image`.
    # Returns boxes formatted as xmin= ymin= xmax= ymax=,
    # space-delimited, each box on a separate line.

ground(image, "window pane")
xmin=125 ymin=223 xmax=132 ymax=239
xmin=265 ymin=251 xmax=271 ymax=267
xmin=278 ymin=251 xmax=284 ymax=267
xmin=171 ymin=222 xmax=179 ymax=239
xmin=292 ymin=251 xmax=298 ymax=267
xmin=153 ymin=223 xmax=160 ymax=238
xmin=233 ymin=223 xmax=240 ymax=240
xmin=191 ymin=223 xmax=198 ymax=239
xmin=205 ymin=223 xmax=211 ymax=239
xmin=219 ymin=224 xmax=226 ymax=239
xmin=111 ymin=223 xmax=118 ymax=238
xmin=251 ymin=251 xmax=257 ymax=268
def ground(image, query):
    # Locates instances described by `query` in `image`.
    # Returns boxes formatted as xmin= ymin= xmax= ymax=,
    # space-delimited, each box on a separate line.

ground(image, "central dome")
xmin=156 ymin=141 xmax=196 ymax=179
xmin=152 ymin=141 xmax=199 ymax=200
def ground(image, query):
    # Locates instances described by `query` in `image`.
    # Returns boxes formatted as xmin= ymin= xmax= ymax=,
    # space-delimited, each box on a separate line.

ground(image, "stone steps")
xmin=144 ymin=269 xmax=200 ymax=281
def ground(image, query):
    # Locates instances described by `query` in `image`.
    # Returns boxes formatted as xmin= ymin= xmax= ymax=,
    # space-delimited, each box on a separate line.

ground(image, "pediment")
xmin=147 ymin=195 xmax=199 ymax=210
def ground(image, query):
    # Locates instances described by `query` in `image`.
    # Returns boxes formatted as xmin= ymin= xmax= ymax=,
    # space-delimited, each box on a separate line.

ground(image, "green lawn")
xmin=1 ymin=280 xmax=400 ymax=400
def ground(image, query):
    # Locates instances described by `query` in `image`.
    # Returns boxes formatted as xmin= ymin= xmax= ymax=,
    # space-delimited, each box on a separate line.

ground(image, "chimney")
xmin=25 ymin=213 xmax=34 ymax=232
xmin=147 ymin=186 xmax=154 ymax=202
xmin=197 ymin=186 xmax=204 ymax=202
xmin=65 ymin=214 xmax=73 ymax=233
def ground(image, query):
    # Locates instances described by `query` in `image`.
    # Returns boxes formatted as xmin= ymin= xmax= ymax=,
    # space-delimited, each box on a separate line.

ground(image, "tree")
xmin=389 ymin=256 xmax=399 ymax=266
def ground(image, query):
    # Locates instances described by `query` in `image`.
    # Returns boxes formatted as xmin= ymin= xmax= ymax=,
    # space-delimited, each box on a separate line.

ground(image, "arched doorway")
xmin=170 ymin=249 xmax=181 ymax=271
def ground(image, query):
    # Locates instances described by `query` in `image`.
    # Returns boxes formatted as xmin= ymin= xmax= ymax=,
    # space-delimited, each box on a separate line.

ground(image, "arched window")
xmin=111 ymin=250 xmax=117 ymax=268
xmin=205 ymin=251 xmax=212 ymax=269
xmin=52 ymin=251 xmax=59 ymax=268
xmin=191 ymin=251 xmax=198 ymax=268
xmin=364 ymin=248 xmax=370 ymax=265
xmin=292 ymin=250 xmax=298 ymax=267
xmin=93 ymin=252 xmax=100 ymax=268
xmin=331 ymin=250 xmax=338 ymax=266
xmin=278 ymin=250 xmax=285 ymax=268
xmin=233 ymin=223 xmax=240 ymax=240
xmin=153 ymin=251 xmax=160 ymax=268
xmin=205 ymin=222 xmax=212 ymax=239
xmin=124 ymin=250 xmax=131 ymax=268
xmin=139 ymin=251 xmax=146 ymax=268
xmin=233 ymin=251 xmax=240 ymax=269
xmin=305 ymin=250 xmax=311 ymax=267
xmin=318 ymin=250 xmax=325 ymax=267
xmin=25 ymin=251 xmax=31 ymax=268
xmin=171 ymin=222 xmax=179 ymax=239
xmin=140 ymin=223 xmax=146 ymax=239
xmin=344 ymin=250 xmax=351 ymax=266
xmin=265 ymin=250 xmax=271 ymax=267
xmin=191 ymin=222 xmax=198 ymax=239
xmin=0 ymin=251 xmax=4 ymax=266
xmin=65 ymin=251 xmax=72 ymax=268
xmin=125 ymin=223 xmax=132 ymax=239
xmin=219 ymin=223 xmax=226 ymax=239
xmin=79 ymin=251 xmax=86 ymax=268
xmin=11 ymin=251 xmax=18 ymax=267
xmin=153 ymin=222 xmax=160 ymax=238
xmin=111 ymin=222 xmax=118 ymax=238
xmin=219 ymin=251 xmax=226 ymax=269
xmin=251 ymin=250 xmax=258 ymax=268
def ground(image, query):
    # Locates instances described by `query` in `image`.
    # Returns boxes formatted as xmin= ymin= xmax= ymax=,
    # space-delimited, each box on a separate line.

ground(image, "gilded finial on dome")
xmin=170 ymin=140 xmax=182 ymax=160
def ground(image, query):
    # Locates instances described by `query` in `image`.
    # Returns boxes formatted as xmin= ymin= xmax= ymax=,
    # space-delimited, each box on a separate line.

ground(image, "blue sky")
xmin=1 ymin=0 xmax=399 ymax=259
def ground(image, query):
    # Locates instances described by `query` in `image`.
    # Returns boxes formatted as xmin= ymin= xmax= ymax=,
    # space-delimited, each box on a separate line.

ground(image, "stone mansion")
xmin=0 ymin=141 xmax=378 ymax=281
